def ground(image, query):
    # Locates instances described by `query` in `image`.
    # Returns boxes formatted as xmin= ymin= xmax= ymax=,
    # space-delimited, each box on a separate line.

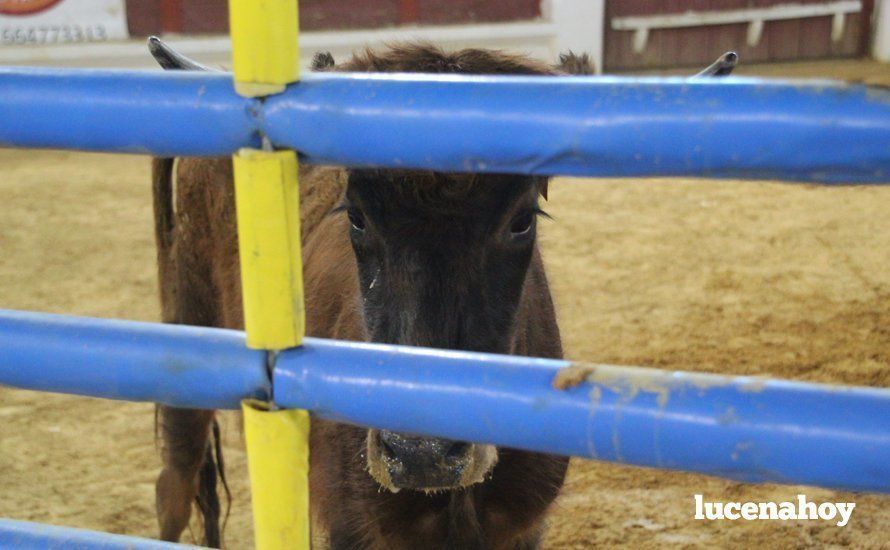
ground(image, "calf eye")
xmin=347 ymin=208 xmax=366 ymax=232
xmin=509 ymin=212 xmax=534 ymax=236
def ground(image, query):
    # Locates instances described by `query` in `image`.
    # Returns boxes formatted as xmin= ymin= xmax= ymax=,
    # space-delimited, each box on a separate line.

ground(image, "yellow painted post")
xmin=229 ymin=1 xmax=309 ymax=549
xmin=233 ymin=149 xmax=304 ymax=350
xmin=229 ymin=0 xmax=300 ymax=97
xmin=242 ymin=400 xmax=311 ymax=550
xmin=235 ymin=148 xmax=311 ymax=550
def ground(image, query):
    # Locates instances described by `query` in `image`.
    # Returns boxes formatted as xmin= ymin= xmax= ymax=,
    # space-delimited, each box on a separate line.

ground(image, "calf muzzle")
xmin=378 ymin=431 xmax=470 ymax=488
xmin=367 ymin=429 xmax=498 ymax=492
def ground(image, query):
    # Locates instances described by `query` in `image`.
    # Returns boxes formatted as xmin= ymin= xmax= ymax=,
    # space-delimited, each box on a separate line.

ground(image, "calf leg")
xmin=152 ymin=156 xmax=231 ymax=545
xmin=156 ymin=407 xmax=217 ymax=545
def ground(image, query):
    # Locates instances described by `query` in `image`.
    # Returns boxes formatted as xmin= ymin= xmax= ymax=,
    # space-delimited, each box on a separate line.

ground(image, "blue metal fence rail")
xmin=2 ymin=309 xmax=888 ymax=494
xmin=0 ymin=309 xmax=267 ymax=408
xmin=0 ymin=518 xmax=198 ymax=549
xmin=1 ymin=67 xmax=889 ymax=183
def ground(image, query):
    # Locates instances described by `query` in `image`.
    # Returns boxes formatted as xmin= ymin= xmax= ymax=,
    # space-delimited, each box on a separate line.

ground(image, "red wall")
xmin=125 ymin=0 xmax=541 ymax=36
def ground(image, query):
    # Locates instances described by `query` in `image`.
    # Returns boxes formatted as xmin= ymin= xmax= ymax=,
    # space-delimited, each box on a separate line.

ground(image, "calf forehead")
xmin=347 ymin=169 xmax=538 ymax=220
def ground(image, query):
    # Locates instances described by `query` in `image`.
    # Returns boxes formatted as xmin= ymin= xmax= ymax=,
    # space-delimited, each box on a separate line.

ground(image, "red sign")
xmin=0 ymin=0 xmax=63 ymax=16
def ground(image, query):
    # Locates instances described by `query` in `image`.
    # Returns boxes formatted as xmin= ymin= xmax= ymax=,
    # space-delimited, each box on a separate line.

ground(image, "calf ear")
xmin=148 ymin=36 xmax=219 ymax=71
xmin=693 ymin=51 xmax=738 ymax=77
xmin=312 ymin=51 xmax=336 ymax=71
xmin=557 ymin=51 xmax=595 ymax=75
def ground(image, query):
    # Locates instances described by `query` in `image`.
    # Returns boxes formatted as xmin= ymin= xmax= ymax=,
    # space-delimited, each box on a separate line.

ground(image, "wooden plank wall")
xmin=604 ymin=0 xmax=874 ymax=71
xmin=125 ymin=0 xmax=541 ymax=36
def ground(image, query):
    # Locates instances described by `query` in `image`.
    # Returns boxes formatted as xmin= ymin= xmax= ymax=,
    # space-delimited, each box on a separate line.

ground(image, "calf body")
xmin=153 ymin=44 xmax=569 ymax=549
xmin=154 ymin=161 xmax=567 ymax=548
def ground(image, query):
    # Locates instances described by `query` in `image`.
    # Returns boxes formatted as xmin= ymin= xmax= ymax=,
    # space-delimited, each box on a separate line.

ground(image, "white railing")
xmin=612 ymin=1 xmax=863 ymax=53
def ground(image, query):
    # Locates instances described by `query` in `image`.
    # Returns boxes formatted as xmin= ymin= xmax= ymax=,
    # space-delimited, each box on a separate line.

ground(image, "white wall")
xmin=874 ymin=0 xmax=890 ymax=61
xmin=542 ymin=0 xmax=605 ymax=73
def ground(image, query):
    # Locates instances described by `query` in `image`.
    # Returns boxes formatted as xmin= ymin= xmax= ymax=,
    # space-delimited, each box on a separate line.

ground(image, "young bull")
xmin=152 ymin=41 xmax=571 ymax=549
xmin=149 ymin=39 xmax=737 ymax=548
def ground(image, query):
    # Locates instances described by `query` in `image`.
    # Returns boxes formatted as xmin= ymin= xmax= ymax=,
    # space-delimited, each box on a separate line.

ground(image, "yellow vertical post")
xmin=233 ymin=149 xmax=304 ymax=350
xmin=242 ymin=400 xmax=310 ymax=550
xmin=229 ymin=0 xmax=300 ymax=97
xmin=229 ymin=1 xmax=309 ymax=549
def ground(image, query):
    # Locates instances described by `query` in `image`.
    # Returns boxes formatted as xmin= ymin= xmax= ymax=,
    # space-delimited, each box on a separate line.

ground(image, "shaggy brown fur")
xmin=153 ymin=42 xmax=569 ymax=549
xmin=321 ymin=42 xmax=558 ymax=75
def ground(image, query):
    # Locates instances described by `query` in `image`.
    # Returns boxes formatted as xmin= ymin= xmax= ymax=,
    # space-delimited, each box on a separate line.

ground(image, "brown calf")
xmin=152 ymin=42 xmax=570 ymax=549
xmin=150 ymin=39 xmax=737 ymax=548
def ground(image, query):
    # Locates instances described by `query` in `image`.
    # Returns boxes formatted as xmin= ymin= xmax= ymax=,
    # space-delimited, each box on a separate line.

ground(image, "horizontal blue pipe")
xmin=274 ymin=339 xmax=890 ymax=493
xmin=1 ymin=67 xmax=888 ymax=182
xmin=0 ymin=309 xmax=268 ymax=409
xmin=264 ymin=72 xmax=890 ymax=183
xmin=0 ymin=68 xmax=258 ymax=156
xmin=1 ymin=310 xmax=888 ymax=492
xmin=0 ymin=518 xmax=196 ymax=549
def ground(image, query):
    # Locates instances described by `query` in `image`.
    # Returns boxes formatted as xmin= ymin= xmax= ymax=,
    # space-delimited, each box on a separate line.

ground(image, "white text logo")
xmin=694 ymin=494 xmax=854 ymax=527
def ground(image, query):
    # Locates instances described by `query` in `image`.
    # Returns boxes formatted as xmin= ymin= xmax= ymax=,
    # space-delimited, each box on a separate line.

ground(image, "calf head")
xmin=340 ymin=169 xmax=548 ymax=491
xmin=310 ymin=44 xmax=566 ymax=492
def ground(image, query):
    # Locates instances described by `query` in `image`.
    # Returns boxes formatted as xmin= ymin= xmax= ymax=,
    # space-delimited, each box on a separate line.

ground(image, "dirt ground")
xmin=1 ymin=59 xmax=889 ymax=549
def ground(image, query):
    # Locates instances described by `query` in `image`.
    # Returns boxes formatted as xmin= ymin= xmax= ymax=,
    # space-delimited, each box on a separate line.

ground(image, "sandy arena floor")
xmin=0 ymin=59 xmax=888 ymax=548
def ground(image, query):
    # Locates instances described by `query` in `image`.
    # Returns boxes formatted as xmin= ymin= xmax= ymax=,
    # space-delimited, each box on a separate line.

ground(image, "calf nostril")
xmin=445 ymin=441 xmax=470 ymax=459
xmin=378 ymin=433 xmax=397 ymax=458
